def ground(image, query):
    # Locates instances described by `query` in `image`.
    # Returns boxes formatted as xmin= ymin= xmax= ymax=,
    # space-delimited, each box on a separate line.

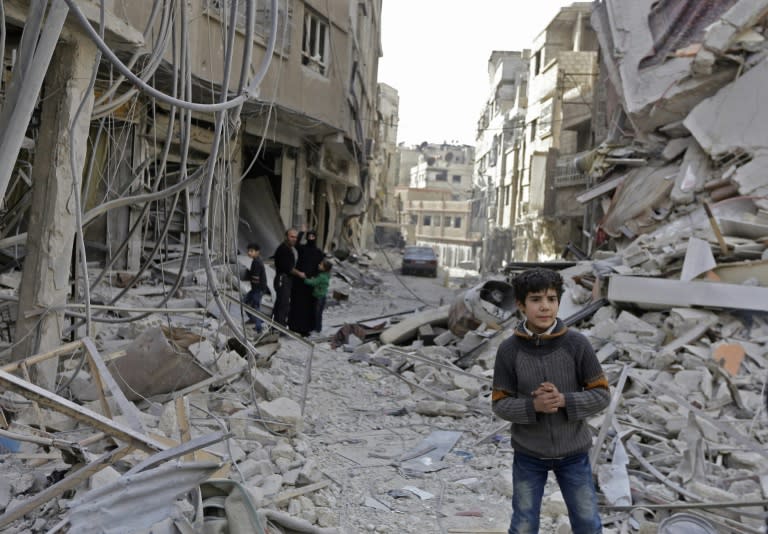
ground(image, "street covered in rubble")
xmin=0 ymin=0 xmax=767 ymax=533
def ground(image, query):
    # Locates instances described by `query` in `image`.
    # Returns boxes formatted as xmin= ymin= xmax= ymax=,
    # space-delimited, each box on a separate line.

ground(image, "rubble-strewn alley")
xmin=1 ymin=0 xmax=768 ymax=533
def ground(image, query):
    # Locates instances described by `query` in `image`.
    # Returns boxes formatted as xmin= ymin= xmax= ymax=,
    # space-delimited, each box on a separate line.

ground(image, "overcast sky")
xmin=378 ymin=1 xmax=580 ymax=147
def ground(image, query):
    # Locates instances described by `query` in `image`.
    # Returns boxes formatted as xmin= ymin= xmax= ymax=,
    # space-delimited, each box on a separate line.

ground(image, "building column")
xmin=14 ymin=34 xmax=97 ymax=389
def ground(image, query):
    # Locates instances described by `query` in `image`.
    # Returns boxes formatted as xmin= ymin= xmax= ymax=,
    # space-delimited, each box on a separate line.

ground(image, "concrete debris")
xmin=1 ymin=1 xmax=768 ymax=531
xmin=0 ymin=247 xmax=764 ymax=533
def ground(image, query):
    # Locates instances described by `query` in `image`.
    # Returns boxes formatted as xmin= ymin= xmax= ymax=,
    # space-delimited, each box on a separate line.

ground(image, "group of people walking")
xmin=244 ymin=227 xmax=331 ymax=336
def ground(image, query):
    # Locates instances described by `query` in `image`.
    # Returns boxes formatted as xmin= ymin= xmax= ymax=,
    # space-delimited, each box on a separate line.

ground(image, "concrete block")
xmin=316 ymin=507 xmax=338 ymax=528
xmin=189 ymin=340 xmax=217 ymax=367
xmin=283 ymin=468 xmax=301 ymax=485
xmin=259 ymin=397 xmax=303 ymax=435
xmin=251 ymin=369 xmax=281 ymax=401
xmin=237 ymin=458 xmax=267 ymax=480
xmin=673 ymin=370 xmax=706 ymax=393
xmin=297 ymin=459 xmax=323 ymax=485
xmin=258 ymin=473 xmax=284 ymax=497
xmin=216 ymin=351 xmax=247 ymax=375
xmin=434 ymin=330 xmax=457 ymax=346
xmin=270 ymin=440 xmax=296 ymax=462
xmin=452 ymin=374 xmax=482 ymax=396
xmin=685 ymin=58 xmax=768 ymax=155
xmin=662 ymin=137 xmax=692 ymax=161
xmin=89 ymin=466 xmax=122 ymax=490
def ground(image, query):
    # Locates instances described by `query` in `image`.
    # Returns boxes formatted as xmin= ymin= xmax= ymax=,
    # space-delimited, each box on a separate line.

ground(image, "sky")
xmin=378 ymin=1 xmax=580 ymax=147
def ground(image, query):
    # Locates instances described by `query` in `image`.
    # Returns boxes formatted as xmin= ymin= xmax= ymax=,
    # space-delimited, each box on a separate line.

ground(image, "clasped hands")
xmin=532 ymin=382 xmax=565 ymax=414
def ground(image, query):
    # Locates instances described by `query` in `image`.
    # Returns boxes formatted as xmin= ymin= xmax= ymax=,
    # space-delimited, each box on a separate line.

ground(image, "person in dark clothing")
xmin=492 ymin=268 xmax=610 ymax=534
xmin=244 ymin=243 xmax=270 ymax=331
xmin=271 ymin=228 xmax=303 ymax=326
xmin=288 ymin=229 xmax=324 ymax=335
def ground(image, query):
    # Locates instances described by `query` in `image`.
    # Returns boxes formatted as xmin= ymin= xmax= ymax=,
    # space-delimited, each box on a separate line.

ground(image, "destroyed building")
xmin=474 ymin=50 xmax=529 ymax=272
xmin=0 ymin=1 xmax=767 ymax=533
xmin=0 ymin=0 xmax=383 ymax=366
xmin=512 ymin=1 xmax=599 ymax=263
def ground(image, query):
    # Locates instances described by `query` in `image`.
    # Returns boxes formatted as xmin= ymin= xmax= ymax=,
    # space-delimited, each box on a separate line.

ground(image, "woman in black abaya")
xmin=288 ymin=230 xmax=324 ymax=335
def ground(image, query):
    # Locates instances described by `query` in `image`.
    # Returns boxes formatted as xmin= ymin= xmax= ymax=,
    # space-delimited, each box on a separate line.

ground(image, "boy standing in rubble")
xmin=244 ymin=243 xmax=269 ymax=332
xmin=492 ymin=268 xmax=610 ymax=534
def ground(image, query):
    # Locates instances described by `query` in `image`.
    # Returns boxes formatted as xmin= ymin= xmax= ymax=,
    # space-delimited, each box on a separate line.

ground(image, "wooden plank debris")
xmin=0 ymin=369 xmax=166 ymax=453
xmin=0 ymin=445 xmax=133 ymax=528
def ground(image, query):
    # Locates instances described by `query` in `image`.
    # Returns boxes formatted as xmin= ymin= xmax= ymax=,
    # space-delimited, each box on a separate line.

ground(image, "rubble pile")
xmin=585 ymin=0 xmax=768 ymax=257
xmin=1 ymin=2 xmax=768 ymax=531
xmin=0 ymin=234 xmax=764 ymax=532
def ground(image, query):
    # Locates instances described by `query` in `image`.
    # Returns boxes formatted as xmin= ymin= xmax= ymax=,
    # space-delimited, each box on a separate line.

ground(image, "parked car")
xmin=401 ymin=246 xmax=438 ymax=277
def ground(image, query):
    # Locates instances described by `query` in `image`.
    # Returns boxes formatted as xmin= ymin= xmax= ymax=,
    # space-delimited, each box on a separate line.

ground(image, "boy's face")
xmin=517 ymin=288 xmax=559 ymax=333
xmin=247 ymin=249 xmax=259 ymax=259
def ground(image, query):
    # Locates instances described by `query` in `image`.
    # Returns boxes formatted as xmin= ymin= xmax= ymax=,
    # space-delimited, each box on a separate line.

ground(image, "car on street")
xmin=401 ymin=246 xmax=439 ymax=277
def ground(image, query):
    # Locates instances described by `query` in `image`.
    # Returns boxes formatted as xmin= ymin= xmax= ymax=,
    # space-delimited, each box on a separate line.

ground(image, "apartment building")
xmin=513 ymin=2 xmax=598 ymax=261
xmin=474 ymin=50 xmax=529 ymax=271
xmin=79 ymin=0 xmax=385 ymax=257
xmin=373 ymin=83 xmax=400 ymax=223
xmin=395 ymin=144 xmax=480 ymax=268
xmin=0 ymin=0 xmax=383 ymax=373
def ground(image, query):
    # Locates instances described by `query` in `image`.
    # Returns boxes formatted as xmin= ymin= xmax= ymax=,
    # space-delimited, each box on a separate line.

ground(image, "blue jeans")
xmin=244 ymin=288 xmax=263 ymax=330
xmin=314 ymin=296 xmax=326 ymax=332
xmin=508 ymin=451 xmax=601 ymax=534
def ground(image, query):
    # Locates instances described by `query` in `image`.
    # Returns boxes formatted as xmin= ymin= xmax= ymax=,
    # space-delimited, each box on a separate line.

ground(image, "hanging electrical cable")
xmin=63 ymin=0 xmax=267 ymax=113
xmin=198 ymin=0 xmax=279 ymax=362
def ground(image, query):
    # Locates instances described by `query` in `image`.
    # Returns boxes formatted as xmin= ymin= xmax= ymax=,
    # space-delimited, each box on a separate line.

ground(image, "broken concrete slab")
xmin=591 ymin=0 xmax=738 ymax=132
xmin=601 ymin=166 xmax=677 ymax=238
xmin=608 ymin=275 xmax=768 ymax=312
xmin=108 ymin=327 xmax=211 ymax=401
xmin=680 ymin=237 xmax=717 ymax=281
xmin=379 ymin=305 xmax=450 ymax=345
xmin=685 ymin=57 xmax=768 ymax=156
xmin=672 ymin=142 xmax=711 ymax=205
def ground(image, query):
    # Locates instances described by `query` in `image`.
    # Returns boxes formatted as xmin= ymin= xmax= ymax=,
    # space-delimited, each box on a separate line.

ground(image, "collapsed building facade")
xmin=584 ymin=0 xmax=768 ymax=256
xmin=0 ymin=0 xmax=383 ymax=370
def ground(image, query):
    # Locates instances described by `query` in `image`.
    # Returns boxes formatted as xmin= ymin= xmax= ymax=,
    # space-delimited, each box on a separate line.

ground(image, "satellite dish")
xmin=426 ymin=157 xmax=436 ymax=166
xmin=445 ymin=152 xmax=454 ymax=163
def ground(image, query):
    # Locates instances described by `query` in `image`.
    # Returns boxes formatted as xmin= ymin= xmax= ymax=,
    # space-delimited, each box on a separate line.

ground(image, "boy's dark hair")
xmin=512 ymin=268 xmax=564 ymax=303
xmin=320 ymin=259 xmax=333 ymax=272
xmin=247 ymin=243 xmax=261 ymax=252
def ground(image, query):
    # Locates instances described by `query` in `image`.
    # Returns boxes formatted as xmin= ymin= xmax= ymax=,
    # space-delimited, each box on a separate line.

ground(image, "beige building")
xmin=0 ymin=1 xmax=383 ymax=375
xmin=513 ymin=2 xmax=598 ymax=261
xmin=395 ymin=144 xmax=480 ymax=268
xmin=91 ymin=0 xmax=385 ymax=255
xmin=474 ymin=50 xmax=529 ymax=271
xmin=373 ymin=83 xmax=400 ymax=223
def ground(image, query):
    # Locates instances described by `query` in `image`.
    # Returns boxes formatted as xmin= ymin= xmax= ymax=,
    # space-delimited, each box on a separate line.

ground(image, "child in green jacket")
xmin=304 ymin=259 xmax=332 ymax=333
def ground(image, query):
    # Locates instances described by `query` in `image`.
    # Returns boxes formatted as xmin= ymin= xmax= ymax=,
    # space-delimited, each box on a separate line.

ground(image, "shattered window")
xmin=302 ymin=8 xmax=329 ymax=75
xmin=423 ymin=215 xmax=432 ymax=226
xmin=203 ymin=0 xmax=293 ymax=53
xmin=454 ymin=217 xmax=462 ymax=228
